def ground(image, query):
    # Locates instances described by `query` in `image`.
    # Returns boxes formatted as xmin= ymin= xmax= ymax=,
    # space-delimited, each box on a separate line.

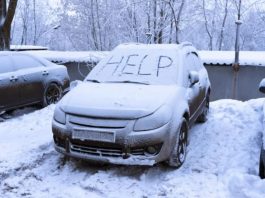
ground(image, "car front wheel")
xmin=168 ymin=118 xmax=188 ymax=168
xmin=43 ymin=83 xmax=62 ymax=106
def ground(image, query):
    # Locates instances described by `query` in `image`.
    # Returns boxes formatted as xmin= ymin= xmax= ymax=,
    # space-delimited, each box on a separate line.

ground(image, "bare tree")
xmin=218 ymin=0 xmax=229 ymax=50
xmin=0 ymin=0 xmax=18 ymax=50
xmin=166 ymin=0 xmax=185 ymax=44
xmin=20 ymin=0 xmax=30 ymax=45
xmin=202 ymin=0 xmax=217 ymax=50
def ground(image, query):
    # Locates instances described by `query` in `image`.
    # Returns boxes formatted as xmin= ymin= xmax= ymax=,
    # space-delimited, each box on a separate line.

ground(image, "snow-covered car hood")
xmin=59 ymin=82 xmax=179 ymax=119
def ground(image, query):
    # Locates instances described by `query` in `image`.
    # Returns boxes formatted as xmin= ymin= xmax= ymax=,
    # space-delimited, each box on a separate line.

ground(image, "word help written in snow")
xmin=98 ymin=54 xmax=173 ymax=77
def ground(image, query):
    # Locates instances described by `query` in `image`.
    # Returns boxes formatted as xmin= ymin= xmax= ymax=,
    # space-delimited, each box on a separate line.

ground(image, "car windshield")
xmin=86 ymin=46 xmax=179 ymax=85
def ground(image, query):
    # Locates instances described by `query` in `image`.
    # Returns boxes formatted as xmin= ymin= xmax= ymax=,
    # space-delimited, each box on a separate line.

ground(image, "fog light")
xmin=53 ymin=135 xmax=66 ymax=148
xmin=145 ymin=146 xmax=158 ymax=155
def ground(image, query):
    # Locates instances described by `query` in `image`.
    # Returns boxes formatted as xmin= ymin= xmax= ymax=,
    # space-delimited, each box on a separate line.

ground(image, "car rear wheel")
xmin=259 ymin=150 xmax=265 ymax=179
xmin=43 ymin=83 xmax=62 ymax=106
xmin=197 ymin=95 xmax=210 ymax=123
xmin=168 ymin=118 xmax=188 ymax=168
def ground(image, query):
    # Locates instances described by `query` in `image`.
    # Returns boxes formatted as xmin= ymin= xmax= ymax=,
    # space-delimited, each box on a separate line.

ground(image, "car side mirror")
xmin=189 ymin=71 xmax=199 ymax=86
xmin=70 ymin=80 xmax=82 ymax=90
xmin=259 ymin=78 xmax=265 ymax=93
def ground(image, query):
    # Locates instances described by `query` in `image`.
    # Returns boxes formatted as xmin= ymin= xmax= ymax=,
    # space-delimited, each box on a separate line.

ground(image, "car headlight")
xmin=134 ymin=105 xmax=171 ymax=131
xmin=53 ymin=106 xmax=66 ymax=124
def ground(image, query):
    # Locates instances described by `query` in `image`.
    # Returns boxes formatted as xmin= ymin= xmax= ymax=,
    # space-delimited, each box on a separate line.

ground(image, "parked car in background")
xmin=259 ymin=79 xmax=265 ymax=179
xmin=52 ymin=43 xmax=211 ymax=167
xmin=0 ymin=52 xmax=69 ymax=114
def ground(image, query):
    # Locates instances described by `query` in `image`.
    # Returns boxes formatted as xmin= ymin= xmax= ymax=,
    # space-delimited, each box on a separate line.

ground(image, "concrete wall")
xmin=205 ymin=64 xmax=265 ymax=101
xmin=63 ymin=62 xmax=265 ymax=101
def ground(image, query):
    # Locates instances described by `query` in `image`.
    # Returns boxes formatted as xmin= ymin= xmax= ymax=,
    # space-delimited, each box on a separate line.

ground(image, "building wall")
xmin=205 ymin=64 xmax=265 ymax=101
xmin=63 ymin=62 xmax=265 ymax=101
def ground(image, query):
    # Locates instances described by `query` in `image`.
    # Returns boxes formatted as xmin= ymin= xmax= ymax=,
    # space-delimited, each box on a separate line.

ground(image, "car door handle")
xmin=42 ymin=70 xmax=49 ymax=76
xmin=10 ymin=76 xmax=18 ymax=82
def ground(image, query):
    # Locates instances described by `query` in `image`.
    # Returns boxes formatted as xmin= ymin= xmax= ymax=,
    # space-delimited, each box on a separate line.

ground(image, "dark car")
xmin=259 ymin=79 xmax=265 ymax=179
xmin=0 ymin=52 xmax=69 ymax=113
xmin=52 ymin=43 xmax=211 ymax=167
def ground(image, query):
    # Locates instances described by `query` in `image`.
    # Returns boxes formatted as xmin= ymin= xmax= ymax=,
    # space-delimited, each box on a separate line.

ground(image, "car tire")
xmin=259 ymin=150 xmax=265 ymax=179
xmin=43 ymin=83 xmax=63 ymax=107
xmin=168 ymin=118 xmax=188 ymax=168
xmin=197 ymin=95 xmax=210 ymax=123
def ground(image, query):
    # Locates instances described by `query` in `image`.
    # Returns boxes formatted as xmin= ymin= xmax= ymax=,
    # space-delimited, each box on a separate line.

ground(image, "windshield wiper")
xmin=106 ymin=80 xmax=149 ymax=85
xmin=86 ymin=79 xmax=101 ymax=83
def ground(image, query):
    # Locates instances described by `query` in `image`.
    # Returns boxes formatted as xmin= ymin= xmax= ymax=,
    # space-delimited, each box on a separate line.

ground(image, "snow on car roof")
xmin=116 ymin=42 xmax=194 ymax=50
xmin=25 ymin=50 xmax=109 ymax=63
xmin=199 ymin=50 xmax=265 ymax=66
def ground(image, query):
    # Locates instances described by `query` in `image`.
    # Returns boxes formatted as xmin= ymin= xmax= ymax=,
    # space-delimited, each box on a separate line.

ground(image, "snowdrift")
xmin=0 ymin=99 xmax=265 ymax=197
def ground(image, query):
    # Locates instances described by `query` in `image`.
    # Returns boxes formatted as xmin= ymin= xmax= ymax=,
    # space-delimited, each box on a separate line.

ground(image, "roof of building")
xmin=25 ymin=50 xmax=108 ymax=63
xmin=24 ymin=50 xmax=265 ymax=66
xmin=10 ymin=45 xmax=48 ymax=51
xmin=199 ymin=51 xmax=265 ymax=66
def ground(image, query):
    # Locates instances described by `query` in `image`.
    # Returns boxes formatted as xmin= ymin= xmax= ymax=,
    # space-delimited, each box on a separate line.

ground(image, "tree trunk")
xmin=158 ymin=5 xmax=164 ymax=44
xmin=153 ymin=0 xmax=158 ymax=43
xmin=33 ymin=0 xmax=37 ymax=45
xmin=175 ymin=0 xmax=185 ymax=44
xmin=95 ymin=0 xmax=102 ymax=50
xmin=167 ymin=0 xmax=185 ymax=44
xmin=0 ymin=0 xmax=18 ymax=50
xmin=218 ymin=0 xmax=228 ymax=50
xmin=90 ymin=0 xmax=99 ymax=50
xmin=202 ymin=0 xmax=213 ymax=50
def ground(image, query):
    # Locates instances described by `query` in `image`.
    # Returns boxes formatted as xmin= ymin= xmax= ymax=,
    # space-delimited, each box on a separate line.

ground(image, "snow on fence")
xmin=25 ymin=50 xmax=265 ymax=101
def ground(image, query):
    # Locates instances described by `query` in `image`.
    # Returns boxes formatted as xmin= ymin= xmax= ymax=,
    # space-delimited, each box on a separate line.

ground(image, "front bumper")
xmin=52 ymin=117 xmax=171 ymax=166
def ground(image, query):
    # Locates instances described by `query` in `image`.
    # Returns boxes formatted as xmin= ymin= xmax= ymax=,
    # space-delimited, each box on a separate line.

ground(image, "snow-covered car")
xmin=0 ymin=52 xmax=69 ymax=113
xmin=52 ymin=43 xmax=211 ymax=167
xmin=259 ymin=79 xmax=265 ymax=178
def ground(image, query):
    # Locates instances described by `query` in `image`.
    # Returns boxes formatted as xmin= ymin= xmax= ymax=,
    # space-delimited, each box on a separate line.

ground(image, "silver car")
xmin=52 ymin=43 xmax=211 ymax=167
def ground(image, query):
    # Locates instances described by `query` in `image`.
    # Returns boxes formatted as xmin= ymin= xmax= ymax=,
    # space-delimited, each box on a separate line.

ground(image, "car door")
xmin=0 ymin=55 xmax=20 ymax=111
xmin=11 ymin=54 xmax=46 ymax=105
xmin=185 ymin=53 xmax=202 ymax=120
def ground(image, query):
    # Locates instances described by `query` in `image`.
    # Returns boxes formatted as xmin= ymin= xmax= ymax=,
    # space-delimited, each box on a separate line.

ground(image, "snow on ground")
xmin=1 ymin=99 xmax=265 ymax=198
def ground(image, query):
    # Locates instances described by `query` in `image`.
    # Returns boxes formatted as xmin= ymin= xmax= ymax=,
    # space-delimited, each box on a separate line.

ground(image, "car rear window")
xmin=0 ymin=55 xmax=14 ymax=74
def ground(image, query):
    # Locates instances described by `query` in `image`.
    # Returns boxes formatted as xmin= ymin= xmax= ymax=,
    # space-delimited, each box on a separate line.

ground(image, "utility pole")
xmin=232 ymin=0 xmax=242 ymax=99
xmin=234 ymin=0 xmax=242 ymax=71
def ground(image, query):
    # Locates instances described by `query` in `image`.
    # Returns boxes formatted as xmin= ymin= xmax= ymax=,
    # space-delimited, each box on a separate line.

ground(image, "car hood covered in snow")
xmin=59 ymin=82 xmax=179 ymax=119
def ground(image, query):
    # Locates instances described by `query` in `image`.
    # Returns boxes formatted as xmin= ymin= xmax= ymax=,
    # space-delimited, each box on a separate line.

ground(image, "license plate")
xmin=72 ymin=129 xmax=115 ymax=143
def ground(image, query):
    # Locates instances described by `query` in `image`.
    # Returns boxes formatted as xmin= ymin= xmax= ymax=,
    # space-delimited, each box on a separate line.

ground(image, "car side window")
xmin=188 ymin=53 xmax=201 ymax=72
xmin=11 ymin=55 xmax=44 ymax=70
xmin=0 ymin=56 xmax=14 ymax=74
xmin=183 ymin=52 xmax=201 ymax=88
xmin=183 ymin=54 xmax=193 ymax=87
xmin=191 ymin=52 xmax=202 ymax=71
